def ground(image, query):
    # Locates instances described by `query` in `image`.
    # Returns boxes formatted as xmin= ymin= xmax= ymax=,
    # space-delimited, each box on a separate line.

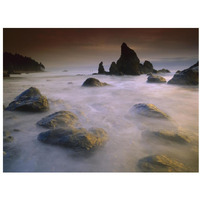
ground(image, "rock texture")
xmin=5 ymin=87 xmax=49 ymax=112
xmin=140 ymin=60 xmax=154 ymax=74
xmin=147 ymin=74 xmax=166 ymax=83
xmin=156 ymin=68 xmax=170 ymax=73
xmin=38 ymin=127 xmax=108 ymax=151
xmin=130 ymin=103 xmax=169 ymax=119
xmin=137 ymin=155 xmax=188 ymax=172
xmin=98 ymin=62 xmax=106 ymax=74
xmin=168 ymin=62 xmax=198 ymax=85
xmin=82 ymin=78 xmax=109 ymax=87
xmin=37 ymin=111 xmax=79 ymax=129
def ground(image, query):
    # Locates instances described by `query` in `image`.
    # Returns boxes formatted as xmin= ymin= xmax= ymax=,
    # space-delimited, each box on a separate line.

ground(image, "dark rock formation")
xmin=98 ymin=62 xmax=106 ymax=74
xmin=157 ymin=68 xmax=171 ymax=73
xmin=37 ymin=111 xmax=79 ymax=129
xmin=82 ymin=78 xmax=109 ymax=87
xmin=116 ymin=43 xmax=141 ymax=75
xmin=6 ymin=87 xmax=49 ymax=112
xmin=37 ymin=127 xmax=108 ymax=151
xmin=168 ymin=62 xmax=199 ymax=85
xmin=109 ymin=62 xmax=121 ymax=75
xmin=140 ymin=61 xmax=154 ymax=74
xmin=130 ymin=103 xmax=169 ymax=119
xmin=137 ymin=155 xmax=188 ymax=172
xmin=147 ymin=74 xmax=166 ymax=83
xmin=142 ymin=130 xmax=190 ymax=144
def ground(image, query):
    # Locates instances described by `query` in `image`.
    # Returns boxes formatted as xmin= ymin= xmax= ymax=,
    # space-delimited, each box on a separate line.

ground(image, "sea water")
xmin=3 ymin=67 xmax=198 ymax=172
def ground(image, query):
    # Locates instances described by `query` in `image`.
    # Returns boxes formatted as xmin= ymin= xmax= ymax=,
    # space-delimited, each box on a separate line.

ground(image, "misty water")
xmin=3 ymin=67 xmax=198 ymax=172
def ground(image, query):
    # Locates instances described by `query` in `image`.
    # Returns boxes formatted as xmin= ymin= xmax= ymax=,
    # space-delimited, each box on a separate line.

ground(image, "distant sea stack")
xmin=3 ymin=52 xmax=45 ymax=76
xmin=97 ymin=42 xmax=158 ymax=76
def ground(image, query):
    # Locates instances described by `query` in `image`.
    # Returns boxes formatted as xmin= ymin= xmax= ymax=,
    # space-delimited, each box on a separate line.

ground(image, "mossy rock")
xmin=147 ymin=74 xmax=166 ymax=83
xmin=82 ymin=78 xmax=109 ymax=87
xmin=138 ymin=155 xmax=188 ymax=172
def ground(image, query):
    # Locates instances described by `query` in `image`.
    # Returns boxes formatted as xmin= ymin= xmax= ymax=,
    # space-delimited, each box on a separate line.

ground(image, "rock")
xmin=116 ymin=43 xmax=141 ymax=75
xmin=142 ymin=130 xmax=191 ymax=144
xmin=5 ymin=87 xmax=49 ymax=112
xmin=137 ymin=155 xmax=188 ymax=172
xmin=37 ymin=111 xmax=79 ymax=129
xmin=168 ymin=62 xmax=198 ymax=85
xmin=147 ymin=74 xmax=166 ymax=83
xmin=98 ymin=62 xmax=106 ymax=74
xmin=130 ymin=103 xmax=169 ymax=119
xmin=37 ymin=127 xmax=108 ymax=151
xmin=82 ymin=78 xmax=109 ymax=87
xmin=157 ymin=68 xmax=171 ymax=73
xmin=3 ymin=131 xmax=14 ymax=143
xmin=3 ymin=71 xmax=10 ymax=77
xmin=140 ymin=61 xmax=154 ymax=74
xmin=109 ymin=62 xmax=121 ymax=75
xmin=176 ymin=70 xmax=181 ymax=74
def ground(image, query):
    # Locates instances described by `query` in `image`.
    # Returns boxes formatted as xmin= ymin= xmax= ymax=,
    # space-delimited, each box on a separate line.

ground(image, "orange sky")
xmin=3 ymin=28 xmax=198 ymax=69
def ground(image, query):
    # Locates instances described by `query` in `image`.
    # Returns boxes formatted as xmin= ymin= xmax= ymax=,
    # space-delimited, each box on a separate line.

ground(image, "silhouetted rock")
xmin=157 ymin=68 xmax=171 ymax=73
xmin=6 ymin=87 xmax=49 ymax=112
xmin=137 ymin=155 xmax=188 ymax=172
xmin=142 ymin=130 xmax=191 ymax=144
xmin=37 ymin=111 xmax=79 ymax=129
xmin=140 ymin=61 xmax=154 ymax=74
xmin=82 ymin=78 xmax=109 ymax=87
xmin=98 ymin=62 xmax=106 ymax=74
xmin=116 ymin=43 xmax=141 ymax=75
xmin=168 ymin=62 xmax=198 ymax=85
xmin=37 ymin=127 xmax=108 ymax=151
xmin=147 ymin=74 xmax=166 ymax=83
xmin=130 ymin=103 xmax=169 ymax=119
xmin=109 ymin=62 xmax=121 ymax=75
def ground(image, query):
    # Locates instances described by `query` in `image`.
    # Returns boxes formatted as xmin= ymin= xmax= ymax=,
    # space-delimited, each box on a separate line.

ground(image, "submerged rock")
xmin=147 ymin=74 xmax=166 ymax=83
xmin=37 ymin=111 xmax=79 ymax=129
xmin=157 ymin=68 xmax=171 ymax=73
xmin=38 ymin=127 xmax=108 ymax=151
xmin=130 ymin=103 xmax=169 ymax=119
xmin=168 ymin=62 xmax=198 ymax=85
xmin=142 ymin=130 xmax=191 ymax=144
xmin=5 ymin=87 xmax=49 ymax=112
xmin=137 ymin=155 xmax=188 ymax=172
xmin=82 ymin=78 xmax=109 ymax=87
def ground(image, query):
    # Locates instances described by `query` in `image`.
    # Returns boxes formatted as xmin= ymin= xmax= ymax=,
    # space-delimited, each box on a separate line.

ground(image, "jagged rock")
xmin=130 ymin=103 xmax=169 ymax=119
xmin=137 ymin=155 xmax=188 ymax=172
xmin=168 ymin=62 xmax=198 ymax=85
xmin=142 ymin=130 xmax=191 ymax=144
xmin=98 ymin=62 xmax=106 ymax=74
xmin=82 ymin=78 xmax=109 ymax=87
xmin=109 ymin=62 xmax=121 ymax=75
xmin=157 ymin=68 xmax=171 ymax=73
xmin=37 ymin=127 xmax=108 ymax=151
xmin=116 ymin=43 xmax=141 ymax=75
xmin=140 ymin=61 xmax=154 ymax=74
xmin=147 ymin=74 xmax=166 ymax=83
xmin=37 ymin=111 xmax=79 ymax=129
xmin=5 ymin=87 xmax=49 ymax=112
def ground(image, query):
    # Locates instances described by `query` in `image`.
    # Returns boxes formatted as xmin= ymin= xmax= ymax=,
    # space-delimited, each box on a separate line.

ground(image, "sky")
xmin=3 ymin=28 xmax=199 ymax=70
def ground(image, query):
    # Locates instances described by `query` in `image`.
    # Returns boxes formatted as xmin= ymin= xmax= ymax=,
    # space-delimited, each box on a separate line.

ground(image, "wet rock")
xmin=140 ymin=61 xmax=154 ymax=74
xmin=157 ymin=68 xmax=171 ymax=73
xmin=38 ymin=127 xmax=108 ymax=151
xmin=168 ymin=62 xmax=198 ymax=85
xmin=137 ymin=155 xmax=188 ymax=172
xmin=130 ymin=103 xmax=169 ymax=119
xmin=37 ymin=111 xmax=79 ymax=129
xmin=5 ymin=87 xmax=49 ymax=112
xmin=147 ymin=74 xmax=166 ymax=83
xmin=142 ymin=130 xmax=191 ymax=144
xmin=98 ymin=62 xmax=106 ymax=74
xmin=82 ymin=78 xmax=109 ymax=87
xmin=116 ymin=43 xmax=141 ymax=75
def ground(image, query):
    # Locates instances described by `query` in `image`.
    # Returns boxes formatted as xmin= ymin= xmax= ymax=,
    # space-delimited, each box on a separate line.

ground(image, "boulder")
xmin=98 ymin=62 xmax=106 ymax=74
xmin=37 ymin=111 xmax=79 ymax=129
xmin=137 ymin=155 xmax=188 ymax=172
xmin=147 ymin=74 xmax=166 ymax=83
xmin=130 ymin=103 xmax=169 ymax=119
xmin=140 ymin=61 xmax=154 ymax=74
xmin=5 ymin=87 xmax=49 ymax=112
xmin=37 ymin=127 xmax=108 ymax=151
xmin=168 ymin=62 xmax=198 ymax=85
xmin=82 ymin=78 xmax=109 ymax=87
xmin=116 ymin=43 xmax=141 ymax=75
xmin=157 ymin=68 xmax=171 ymax=73
xmin=142 ymin=130 xmax=191 ymax=144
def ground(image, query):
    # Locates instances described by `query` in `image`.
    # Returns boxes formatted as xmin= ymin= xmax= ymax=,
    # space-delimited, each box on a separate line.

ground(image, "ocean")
xmin=3 ymin=67 xmax=199 ymax=172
